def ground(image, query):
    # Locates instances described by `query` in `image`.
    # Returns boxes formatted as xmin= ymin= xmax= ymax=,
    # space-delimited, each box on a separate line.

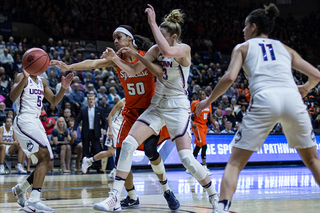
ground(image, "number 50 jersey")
xmin=243 ymin=38 xmax=298 ymax=96
xmin=16 ymin=76 xmax=44 ymax=116
xmin=116 ymin=50 xmax=155 ymax=109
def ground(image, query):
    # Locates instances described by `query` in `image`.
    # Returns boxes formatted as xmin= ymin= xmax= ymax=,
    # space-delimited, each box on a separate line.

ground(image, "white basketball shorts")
xmin=105 ymin=123 xmax=121 ymax=148
xmin=13 ymin=113 xmax=53 ymax=164
xmin=232 ymin=88 xmax=316 ymax=151
xmin=137 ymin=95 xmax=191 ymax=142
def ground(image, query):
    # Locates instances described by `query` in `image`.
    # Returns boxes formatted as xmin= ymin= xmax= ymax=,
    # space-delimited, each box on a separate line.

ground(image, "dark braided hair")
xmin=246 ymin=3 xmax=280 ymax=36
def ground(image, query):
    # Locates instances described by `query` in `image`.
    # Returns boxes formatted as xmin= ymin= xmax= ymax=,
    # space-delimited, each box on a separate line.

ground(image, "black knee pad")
xmin=144 ymin=135 xmax=160 ymax=161
xmin=201 ymin=144 xmax=207 ymax=159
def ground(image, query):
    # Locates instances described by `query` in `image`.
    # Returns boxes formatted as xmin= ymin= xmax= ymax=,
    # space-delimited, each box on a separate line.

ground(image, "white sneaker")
xmin=93 ymin=190 xmax=122 ymax=212
xmin=16 ymin=164 xmax=27 ymax=174
xmin=185 ymin=169 xmax=190 ymax=174
xmin=203 ymin=165 xmax=212 ymax=176
xmin=12 ymin=184 xmax=27 ymax=207
xmin=108 ymin=168 xmax=117 ymax=180
xmin=81 ymin=157 xmax=92 ymax=174
xmin=23 ymin=200 xmax=54 ymax=213
xmin=0 ymin=164 xmax=5 ymax=174
xmin=209 ymin=193 xmax=219 ymax=210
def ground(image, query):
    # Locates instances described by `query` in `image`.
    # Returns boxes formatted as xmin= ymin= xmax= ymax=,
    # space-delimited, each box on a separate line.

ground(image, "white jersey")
xmin=155 ymin=51 xmax=190 ymax=98
xmin=2 ymin=126 xmax=13 ymax=142
xmin=243 ymin=38 xmax=298 ymax=96
xmin=16 ymin=76 xmax=44 ymax=116
xmin=112 ymin=106 xmax=124 ymax=127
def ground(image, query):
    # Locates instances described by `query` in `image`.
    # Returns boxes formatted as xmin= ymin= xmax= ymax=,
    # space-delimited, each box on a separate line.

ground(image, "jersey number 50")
xmin=127 ymin=82 xmax=146 ymax=95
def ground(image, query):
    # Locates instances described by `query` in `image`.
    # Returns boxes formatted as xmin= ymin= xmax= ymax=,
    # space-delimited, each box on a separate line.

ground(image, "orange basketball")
xmin=22 ymin=48 xmax=50 ymax=75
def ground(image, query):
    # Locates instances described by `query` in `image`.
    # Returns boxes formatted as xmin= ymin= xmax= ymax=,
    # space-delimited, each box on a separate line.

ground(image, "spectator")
xmin=13 ymin=54 xmax=23 ymax=73
xmin=221 ymin=121 xmax=234 ymax=134
xmin=39 ymin=110 xmax=56 ymax=140
xmin=55 ymin=40 xmax=65 ymax=57
xmin=214 ymin=109 xmax=223 ymax=126
xmin=52 ymin=117 xmax=72 ymax=173
xmin=48 ymin=70 xmax=58 ymax=93
xmin=221 ymin=95 xmax=229 ymax=110
xmin=99 ymin=96 xmax=113 ymax=118
xmin=230 ymin=98 xmax=240 ymax=115
xmin=97 ymin=86 xmax=108 ymax=101
xmin=236 ymin=104 xmax=247 ymax=123
xmin=69 ymin=83 xmax=84 ymax=115
xmin=0 ymin=102 xmax=6 ymax=116
xmin=0 ymin=35 xmax=5 ymax=56
xmin=46 ymin=104 xmax=59 ymax=120
xmin=6 ymin=37 xmax=17 ymax=54
xmin=71 ymin=76 xmax=85 ymax=93
xmin=62 ymin=52 xmax=72 ymax=65
xmin=0 ymin=117 xmax=27 ymax=174
xmin=0 ymin=49 xmax=14 ymax=76
xmin=225 ymin=108 xmax=236 ymax=127
xmin=237 ymin=90 xmax=248 ymax=105
xmin=84 ymin=83 xmax=97 ymax=97
xmin=62 ymin=108 xmax=74 ymax=127
xmin=67 ymin=118 xmax=82 ymax=172
xmin=107 ymin=87 xmax=121 ymax=104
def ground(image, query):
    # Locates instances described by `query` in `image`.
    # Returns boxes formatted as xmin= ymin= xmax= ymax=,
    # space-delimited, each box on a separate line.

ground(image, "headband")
xmin=113 ymin=27 xmax=137 ymax=48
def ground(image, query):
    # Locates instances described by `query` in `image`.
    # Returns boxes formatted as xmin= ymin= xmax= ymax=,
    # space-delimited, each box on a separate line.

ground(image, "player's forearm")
xmin=207 ymin=73 xmax=234 ymax=105
xmin=134 ymin=52 xmax=163 ymax=79
xmin=69 ymin=59 xmax=111 ymax=71
xmin=112 ymin=57 xmax=139 ymax=76
xmin=51 ymin=88 xmax=66 ymax=106
xmin=10 ymin=77 xmax=28 ymax=102
xmin=303 ymin=78 xmax=319 ymax=91
xmin=149 ymin=22 xmax=171 ymax=56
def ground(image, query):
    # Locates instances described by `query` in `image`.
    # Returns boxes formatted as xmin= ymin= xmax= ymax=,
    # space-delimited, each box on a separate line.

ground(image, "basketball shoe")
xmin=0 ymin=164 xmax=5 ymax=174
xmin=16 ymin=164 xmax=27 ymax=174
xmin=203 ymin=164 xmax=212 ymax=176
xmin=12 ymin=184 xmax=27 ymax=207
xmin=81 ymin=157 xmax=92 ymax=174
xmin=23 ymin=200 xmax=54 ymax=213
xmin=93 ymin=189 xmax=121 ymax=212
xmin=164 ymin=189 xmax=180 ymax=210
xmin=209 ymin=193 xmax=219 ymax=210
xmin=120 ymin=195 xmax=140 ymax=208
xmin=108 ymin=168 xmax=117 ymax=180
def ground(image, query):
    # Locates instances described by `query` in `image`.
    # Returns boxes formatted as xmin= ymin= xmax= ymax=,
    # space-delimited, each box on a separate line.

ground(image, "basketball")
xmin=22 ymin=48 xmax=49 ymax=75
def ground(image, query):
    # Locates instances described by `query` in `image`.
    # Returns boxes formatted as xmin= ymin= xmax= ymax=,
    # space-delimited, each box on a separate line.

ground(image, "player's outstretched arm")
xmin=43 ymin=73 xmax=74 ymax=106
xmin=50 ymin=58 xmax=115 ymax=71
xmin=195 ymin=44 xmax=245 ymax=116
xmin=10 ymin=70 xmax=29 ymax=102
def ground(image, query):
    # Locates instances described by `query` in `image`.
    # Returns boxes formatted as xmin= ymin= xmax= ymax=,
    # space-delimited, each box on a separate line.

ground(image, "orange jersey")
xmin=116 ymin=50 xmax=155 ymax=109
xmin=191 ymin=100 xmax=212 ymax=125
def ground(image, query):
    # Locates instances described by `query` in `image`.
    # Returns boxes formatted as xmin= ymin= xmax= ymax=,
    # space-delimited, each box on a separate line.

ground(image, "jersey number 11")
xmin=259 ymin=43 xmax=276 ymax=61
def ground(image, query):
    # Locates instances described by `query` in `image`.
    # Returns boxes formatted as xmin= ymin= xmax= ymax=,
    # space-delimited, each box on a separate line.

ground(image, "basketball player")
xmin=188 ymin=90 xmax=220 ymax=176
xmin=195 ymin=4 xmax=320 ymax=213
xmin=81 ymin=98 xmax=125 ymax=177
xmin=50 ymin=25 xmax=180 ymax=210
xmin=96 ymin=4 xmax=219 ymax=211
xmin=10 ymin=69 xmax=74 ymax=213
xmin=0 ymin=117 xmax=27 ymax=174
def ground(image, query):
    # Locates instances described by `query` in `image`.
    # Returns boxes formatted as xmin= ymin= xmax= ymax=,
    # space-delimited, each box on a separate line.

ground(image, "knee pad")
xmin=201 ymin=144 xmax=207 ymax=159
xmin=179 ymin=149 xmax=207 ymax=181
xmin=144 ymin=135 xmax=160 ymax=161
xmin=151 ymin=158 xmax=165 ymax=174
xmin=117 ymin=135 xmax=139 ymax=172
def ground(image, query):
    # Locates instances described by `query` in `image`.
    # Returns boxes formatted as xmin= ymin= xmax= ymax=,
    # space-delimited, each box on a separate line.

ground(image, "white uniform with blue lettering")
xmin=13 ymin=76 xmax=53 ymax=163
xmin=232 ymin=38 xmax=316 ymax=151
xmin=137 ymin=51 xmax=191 ymax=141
xmin=3 ymin=126 xmax=14 ymax=155
xmin=105 ymin=103 xmax=124 ymax=148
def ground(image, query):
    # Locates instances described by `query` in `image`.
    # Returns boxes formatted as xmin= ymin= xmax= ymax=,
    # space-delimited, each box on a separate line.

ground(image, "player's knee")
xmin=119 ymin=135 xmax=139 ymax=163
xmin=47 ymin=160 xmax=53 ymax=172
xmin=144 ymin=143 xmax=159 ymax=161
xmin=179 ymin=149 xmax=207 ymax=181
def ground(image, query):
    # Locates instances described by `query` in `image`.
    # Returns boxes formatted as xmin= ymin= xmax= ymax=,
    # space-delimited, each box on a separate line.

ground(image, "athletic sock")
xmin=159 ymin=179 xmax=170 ymax=192
xmin=203 ymin=181 xmax=217 ymax=196
xmin=218 ymin=200 xmax=231 ymax=212
xmin=19 ymin=179 xmax=32 ymax=192
xmin=29 ymin=188 xmax=41 ymax=202
xmin=127 ymin=186 xmax=137 ymax=200
xmin=112 ymin=176 xmax=126 ymax=201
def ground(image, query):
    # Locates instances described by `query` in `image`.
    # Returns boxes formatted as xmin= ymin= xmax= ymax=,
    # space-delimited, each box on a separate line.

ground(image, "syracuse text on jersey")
xmin=119 ymin=70 xmax=149 ymax=81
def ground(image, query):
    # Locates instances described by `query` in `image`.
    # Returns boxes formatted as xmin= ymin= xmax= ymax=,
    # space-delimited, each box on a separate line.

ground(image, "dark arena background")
xmin=0 ymin=0 xmax=320 ymax=212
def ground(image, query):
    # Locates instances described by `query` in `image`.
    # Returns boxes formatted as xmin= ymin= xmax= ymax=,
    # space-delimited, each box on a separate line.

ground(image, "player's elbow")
xmin=224 ymin=73 xmax=236 ymax=84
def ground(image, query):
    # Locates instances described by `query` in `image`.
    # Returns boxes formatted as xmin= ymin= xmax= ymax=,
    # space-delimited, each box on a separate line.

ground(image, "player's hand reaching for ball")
xmin=145 ymin=4 xmax=156 ymax=25
xmin=61 ymin=73 xmax=74 ymax=89
xmin=117 ymin=47 xmax=136 ymax=56
xmin=22 ymin=69 xmax=30 ymax=78
xmin=50 ymin=60 xmax=70 ymax=71
xmin=101 ymin=48 xmax=116 ymax=61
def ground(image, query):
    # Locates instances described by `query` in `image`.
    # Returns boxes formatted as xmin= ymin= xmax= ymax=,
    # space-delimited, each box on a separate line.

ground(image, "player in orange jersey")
xmin=50 ymin=25 xmax=179 ymax=210
xmin=189 ymin=90 xmax=220 ymax=176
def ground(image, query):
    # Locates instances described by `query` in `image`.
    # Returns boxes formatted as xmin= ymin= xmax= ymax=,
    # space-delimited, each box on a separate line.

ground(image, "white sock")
xmin=203 ymin=181 xmax=217 ymax=196
xmin=112 ymin=179 xmax=125 ymax=201
xmin=17 ymin=163 xmax=22 ymax=167
xmin=29 ymin=190 xmax=41 ymax=202
xmin=19 ymin=179 xmax=31 ymax=192
xmin=160 ymin=180 xmax=170 ymax=193
xmin=127 ymin=188 xmax=137 ymax=200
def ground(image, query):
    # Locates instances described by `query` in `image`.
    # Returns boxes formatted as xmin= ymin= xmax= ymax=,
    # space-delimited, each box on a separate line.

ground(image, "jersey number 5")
xmin=259 ymin=43 xmax=276 ymax=61
xmin=127 ymin=82 xmax=146 ymax=95
xmin=37 ymin=96 xmax=42 ymax=107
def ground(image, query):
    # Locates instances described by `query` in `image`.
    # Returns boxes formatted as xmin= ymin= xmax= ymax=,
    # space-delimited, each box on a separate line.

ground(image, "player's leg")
xmin=0 ymin=144 xmax=5 ymax=174
xmin=82 ymin=147 xmax=115 ymax=174
xmin=93 ymin=121 xmax=155 ymax=211
xmin=144 ymin=134 xmax=180 ymax=210
xmin=297 ymin=146 xmax=320 ymax=185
